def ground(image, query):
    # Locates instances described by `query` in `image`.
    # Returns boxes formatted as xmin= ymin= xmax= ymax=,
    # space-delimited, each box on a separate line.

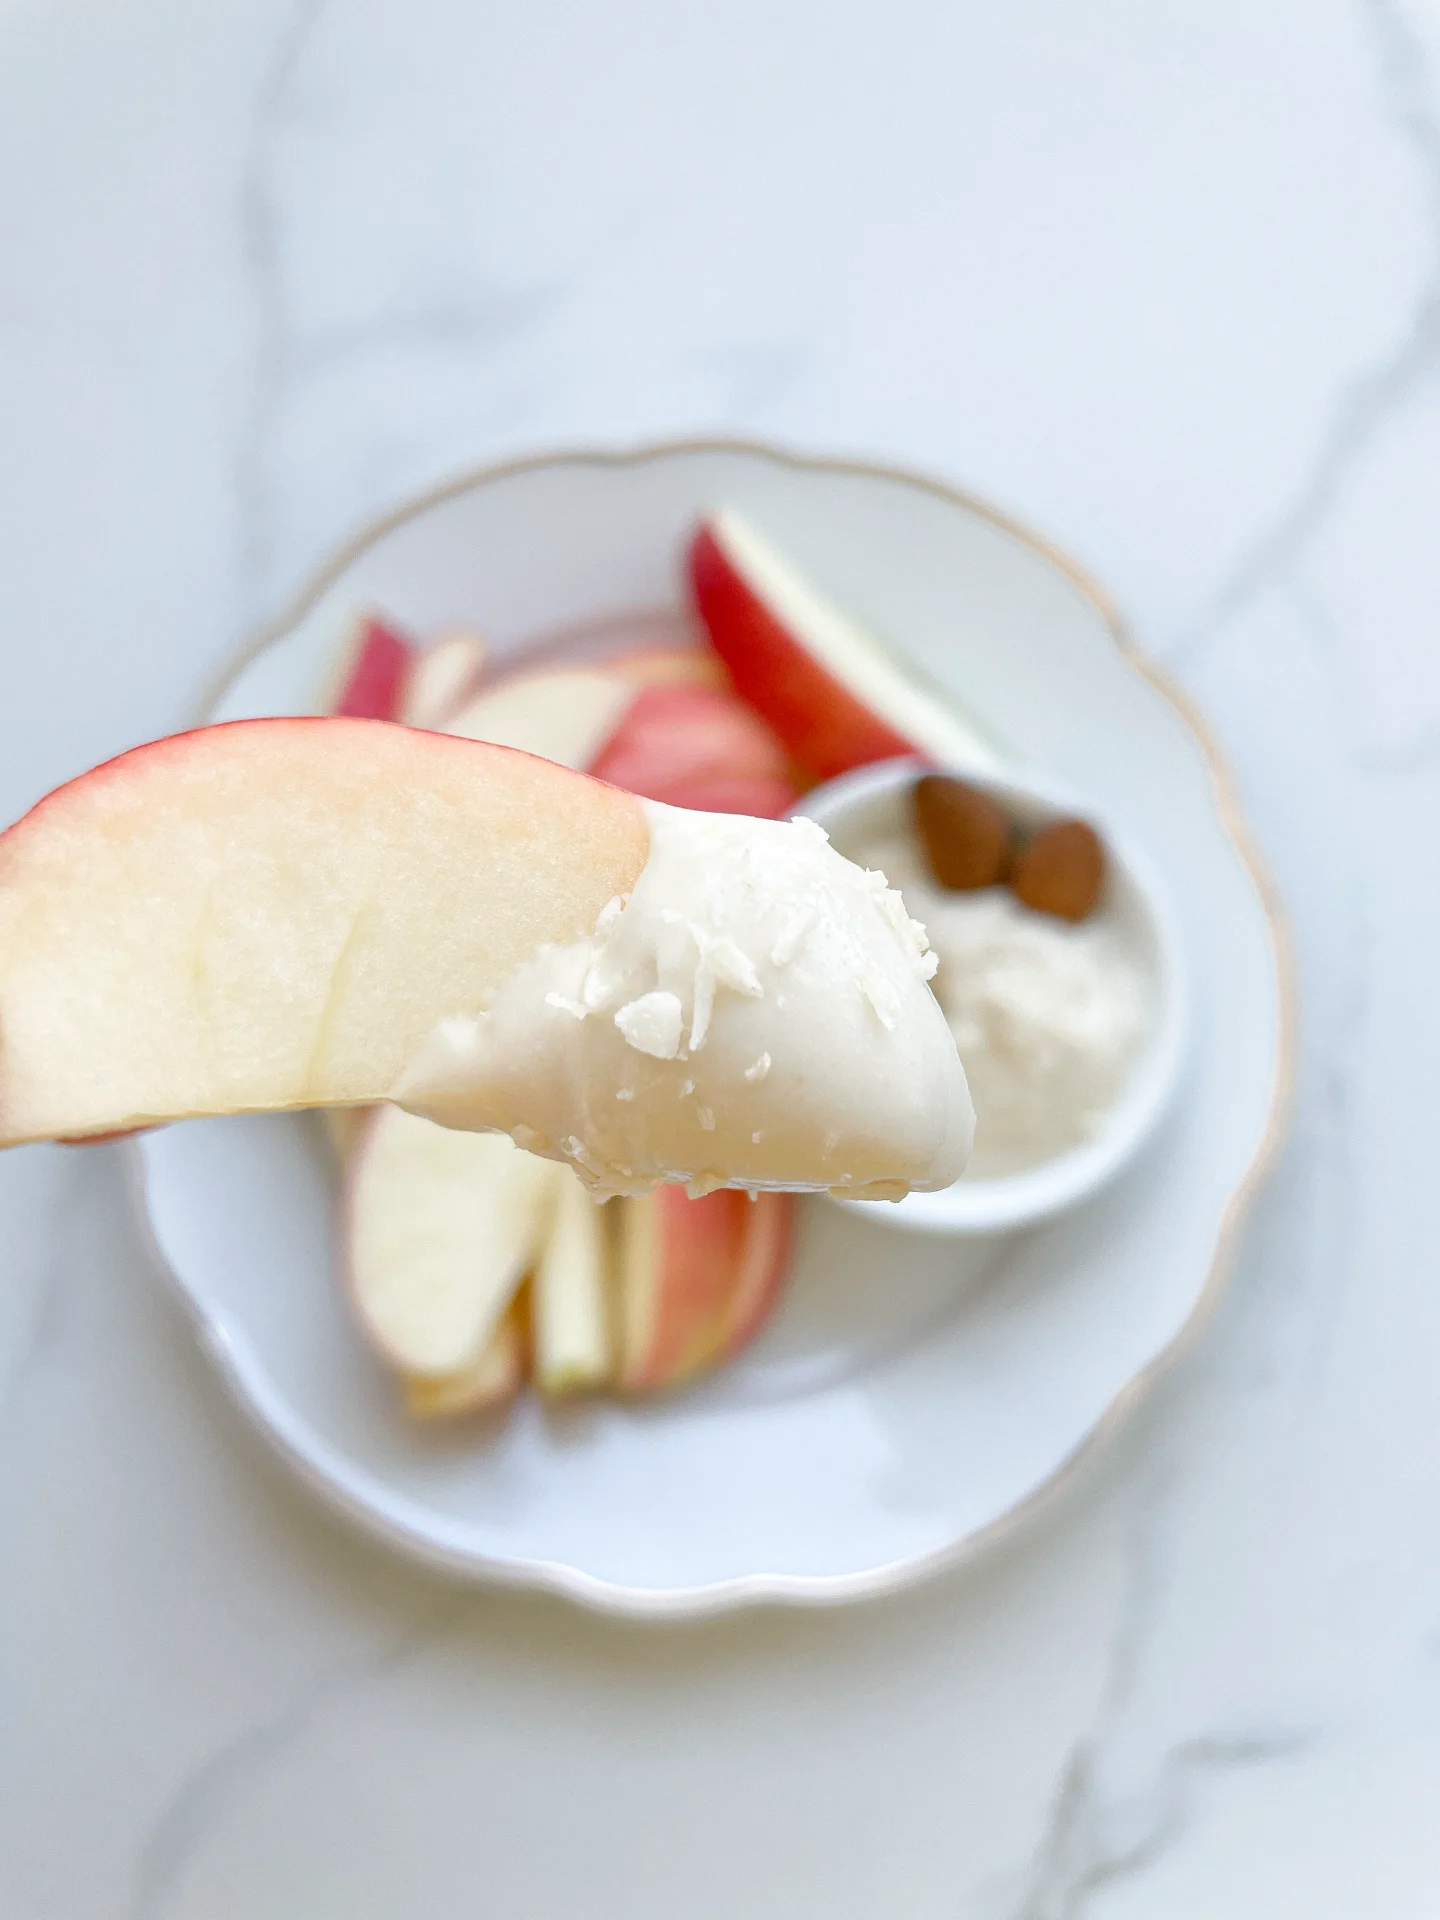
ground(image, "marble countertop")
xmin=3 ymin=1 xmax=1438 ymax=1912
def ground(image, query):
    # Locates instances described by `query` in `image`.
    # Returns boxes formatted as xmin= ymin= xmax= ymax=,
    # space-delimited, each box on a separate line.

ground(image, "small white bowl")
xmin=799 ymin=757 xmax=1190 ymax=1235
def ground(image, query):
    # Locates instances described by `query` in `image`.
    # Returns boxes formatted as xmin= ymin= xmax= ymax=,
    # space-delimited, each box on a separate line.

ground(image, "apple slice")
xmin=325 ymin=630 xmax=491 ymax=1156
xmin=440 ymin=663 xmax=796 ymax=816
xmin=319 ymin=1105 xmax=368 ymax=1167
xmin=402 ymin=1294 xmax=528 ymax=1419
xmin=604 ymin=644 xmax=728 ymax=692
xmin=400 ymin=627 xmax=489 ymax=729
xmin=347 ymin=1104 xmax=557 ymax=1377
xmin=0 ymin=717 xmax=649 ymax=1146
xmin=616 ymin=1186 xmax=793 ymax=1392
xmin=328 ymin=630 xmax=497 ymax=1147
xmin=442 ymin=668 xmax=636 ymax=772
xmin=688 ymin=508 xmax=998 ymax=783
xmin=533 ymin=1169 xmax=613 ymax=1396
xmin=641 ymin=774 xmax=798 ymax=820
xmin=323 ymin=628 xmax=493 ymax=1152
xmin=324 ymin=612 xmax=418 ymax=722
xmin=587 ymin=683 xmax=795 ymax=808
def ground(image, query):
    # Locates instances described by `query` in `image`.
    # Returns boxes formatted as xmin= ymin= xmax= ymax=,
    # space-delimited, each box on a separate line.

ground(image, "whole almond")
xmin=913 ymin=775 xmax=1013 ymax=890
xmin=1011 ymin=818 xmax=1105 ymax=922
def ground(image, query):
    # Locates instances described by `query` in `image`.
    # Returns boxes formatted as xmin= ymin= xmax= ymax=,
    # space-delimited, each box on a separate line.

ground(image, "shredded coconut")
xmin=615 ymin=990 xmax=683 ymax=1059
xmin=854 ymin=832 xmax=1151 ymax=1178
xmin=392 ymin=801 xmax=973 ymax=1198
xmin=860 ymin=962 xmax=901 ymax=1031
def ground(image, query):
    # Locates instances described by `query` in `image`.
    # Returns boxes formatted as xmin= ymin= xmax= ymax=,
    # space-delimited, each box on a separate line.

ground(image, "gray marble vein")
xmin=128 ymin=1606 xmax=457 ymax=1920
xmin=235 ymin=0 xmax=331 ymax=621
xmin=1017 ymin=1730 xmax=1316 ymax=1920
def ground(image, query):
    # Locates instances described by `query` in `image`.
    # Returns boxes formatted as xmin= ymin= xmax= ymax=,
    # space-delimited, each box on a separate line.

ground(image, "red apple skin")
xmin=648 ymin=775 xmax=798 ymax=820
xmin=58 ymin=1127 xmax=151 ymax=1146
xmin=689 ymin=523 xmax=913 ymax=783
xmin=621 ymin=1185 xmax=744 ymax=1390
xmin=322 ymin=623 xmax=419 ymax=1147
xmin=588 ymin=683 xmax=792 ymax=805
xmin=721 ymin=1188 xmax=795 ymax=1360
xmin=619 ymin=1188 xmax=793 ymax=1392
xmin=0 ymin=716 xmax=650 ymax=1146
xmin=331 ymin=614 xmax=417 ymax=722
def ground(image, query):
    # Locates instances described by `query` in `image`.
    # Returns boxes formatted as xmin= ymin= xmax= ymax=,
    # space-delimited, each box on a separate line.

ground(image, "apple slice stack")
xmin=346 ymin=1101 xmax=792 ymax=1416
xmin=321 ymin=612 xmax=489 ymax=729
xmin=319 ymin=614 xmax=800 ymax=1416
xmin=316 ymin=510 xmax=985 ymax=1418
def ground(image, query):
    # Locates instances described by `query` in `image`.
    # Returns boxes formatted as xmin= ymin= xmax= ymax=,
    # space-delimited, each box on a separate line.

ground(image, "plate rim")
xmin=145 ymin=433 xmax=1298 ymax=1619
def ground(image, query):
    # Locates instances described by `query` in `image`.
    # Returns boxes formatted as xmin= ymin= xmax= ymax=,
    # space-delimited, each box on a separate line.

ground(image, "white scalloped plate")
xmin=133 ymin=439 xmax=1293 ymax=1617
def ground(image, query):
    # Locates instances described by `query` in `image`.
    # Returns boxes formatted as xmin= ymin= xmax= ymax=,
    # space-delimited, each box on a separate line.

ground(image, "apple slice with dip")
xmin=0 ymin=716 xmax=973 ymax=1199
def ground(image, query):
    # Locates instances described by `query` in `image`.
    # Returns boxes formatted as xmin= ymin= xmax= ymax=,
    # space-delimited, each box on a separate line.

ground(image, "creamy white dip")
xmin=856 ymin=833 xmax=1151 ymax=1179
xmin=392 ymin=801 xmax=974 ymax=1200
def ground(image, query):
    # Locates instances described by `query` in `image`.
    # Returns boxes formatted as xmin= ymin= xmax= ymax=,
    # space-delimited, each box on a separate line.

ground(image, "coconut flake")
xmin=593 ymin=894 xmax=627 ymax=938
xmin=770 ymin=908 xmax=812 ymax=968
xmin=689 ymin=961 xmax=717 ymax=1053
xmin=615 ymin=991 xmax=683 ymax=1059
xmin=865 ymin=866 xmax=938 ymax=979
xmin=582 ymin=962 xmax=618 ymax=1012
xmin=860 ymin=962 xmax=900 ymax=1031
xmin=708 ymin=934 xmax=763 ymax=997
xmin=688 ymin=923 xmax=765 ymax=1052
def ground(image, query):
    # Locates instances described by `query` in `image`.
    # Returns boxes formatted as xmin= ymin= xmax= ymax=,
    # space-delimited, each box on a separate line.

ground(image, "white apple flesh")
xmin=533 ymin=1169 xmax=614 ymax=1396
xmin=401 ymin=628 xmax=489 ymax=729
xmin=690 ymin=509 xmax=998 ymax=782
xmin=441 ymin=668 xmax=635 ymax=772
xmin=0 ymin=717 xmax=649 ymax=1146
xmin=401 ymin=1297 xmax=527 ymax=1419
xmin=603 ymin=644 xmax=728 ymax=692
xmin=347 ymin=1104 xmax=557 ymax=1377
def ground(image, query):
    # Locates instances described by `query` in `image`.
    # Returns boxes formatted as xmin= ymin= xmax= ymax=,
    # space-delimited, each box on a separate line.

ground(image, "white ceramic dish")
xmin=133 ymin=438 xmax=1293 ymax=1617
xmin=800 ymin=757 xmax=1190 ymax=1234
